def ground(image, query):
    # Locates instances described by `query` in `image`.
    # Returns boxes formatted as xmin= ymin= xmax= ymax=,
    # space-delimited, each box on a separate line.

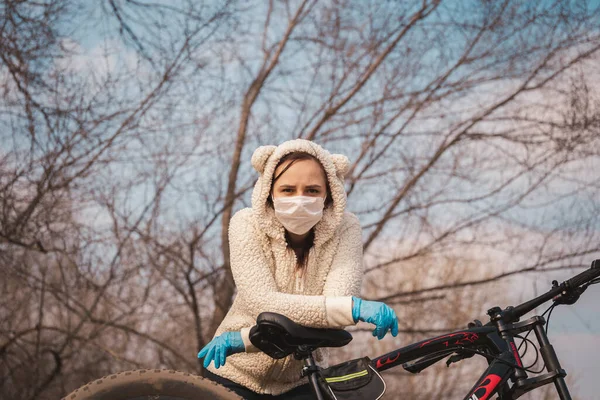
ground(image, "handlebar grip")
xmin=565 ymin=260 xmax=600 ymax=289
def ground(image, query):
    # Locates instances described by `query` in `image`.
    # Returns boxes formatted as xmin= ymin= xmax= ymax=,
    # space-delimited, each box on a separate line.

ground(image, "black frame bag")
xmin=318 ymin=357 xmax=386 ymax=400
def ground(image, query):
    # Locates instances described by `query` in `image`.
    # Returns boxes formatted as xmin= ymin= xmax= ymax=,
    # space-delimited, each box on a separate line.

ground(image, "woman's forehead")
xmin=274 ymin=159 xmax=326 ymax=184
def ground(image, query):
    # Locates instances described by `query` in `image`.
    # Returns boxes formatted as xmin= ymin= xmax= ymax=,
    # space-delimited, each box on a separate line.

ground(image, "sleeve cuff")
xmin=240 ymin=327 xmax=259 ymax=353
xmin=326 ymin=296 xmax=355 ymax=327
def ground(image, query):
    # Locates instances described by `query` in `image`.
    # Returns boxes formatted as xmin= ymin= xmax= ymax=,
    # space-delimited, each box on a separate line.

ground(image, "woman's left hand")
xmin=198 ymin=331 xmax=245 ymax=369
xmin=352 ymin=297 xmax=399 ymax=340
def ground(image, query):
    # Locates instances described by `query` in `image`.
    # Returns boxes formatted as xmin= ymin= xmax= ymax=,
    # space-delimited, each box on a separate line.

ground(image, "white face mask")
xmin=273 ymin=196 xmax=325 ymax=235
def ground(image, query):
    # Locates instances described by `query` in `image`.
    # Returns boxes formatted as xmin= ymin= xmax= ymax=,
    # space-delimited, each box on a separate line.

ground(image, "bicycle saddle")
xmin=249 ymin=312 xmax=353 ymax=359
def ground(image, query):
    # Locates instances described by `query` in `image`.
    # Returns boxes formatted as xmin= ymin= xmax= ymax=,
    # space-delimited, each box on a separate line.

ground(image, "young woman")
xmin=198 ymin=139 xmax=398 ymax=399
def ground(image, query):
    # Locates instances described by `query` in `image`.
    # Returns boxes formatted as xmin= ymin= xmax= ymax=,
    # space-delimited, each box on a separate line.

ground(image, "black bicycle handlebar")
xmin=501 ymin=259 xmax=600 ymax=323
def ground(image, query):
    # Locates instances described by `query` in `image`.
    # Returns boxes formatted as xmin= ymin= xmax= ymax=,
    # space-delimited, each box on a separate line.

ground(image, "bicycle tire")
xmin=62 ymin=369 xmax=243 ymax=400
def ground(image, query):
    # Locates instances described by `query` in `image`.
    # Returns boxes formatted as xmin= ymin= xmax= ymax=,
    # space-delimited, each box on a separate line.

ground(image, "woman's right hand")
xmin=198 ymin=331 xmax=245 ymax=369
xmin=352 ymin=297 xmax=399 ymax=339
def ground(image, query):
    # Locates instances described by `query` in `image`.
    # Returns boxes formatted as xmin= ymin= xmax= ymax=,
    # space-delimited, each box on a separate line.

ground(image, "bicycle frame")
xmin=370 ymin=326 xmax=512 ymax=400
xmin=361 ymin=260 xmax=600 ymax=400
xmin=258 ymin=261 xmax=599 ymax=400
xmin=368 ymin=313 xmax=570 ymax=400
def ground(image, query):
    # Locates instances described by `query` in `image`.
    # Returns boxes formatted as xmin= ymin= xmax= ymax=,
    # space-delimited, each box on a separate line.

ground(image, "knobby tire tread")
xmin=62 ymin=368 xmax=243 ymax=400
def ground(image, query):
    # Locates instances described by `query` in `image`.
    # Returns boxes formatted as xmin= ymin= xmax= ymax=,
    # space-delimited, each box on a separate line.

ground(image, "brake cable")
xmin=516 ymin=303 xmax=554 ymax=352
xmin=544 ymin=304 xmax=557 ymax=335
xmin=514 ymin=333 xmax=544 ymax=373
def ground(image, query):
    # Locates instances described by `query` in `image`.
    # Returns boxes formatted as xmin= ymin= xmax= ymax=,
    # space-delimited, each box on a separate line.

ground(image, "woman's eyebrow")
xmin=278 ymin=184 xmax=295 ymax=188
xmin=305 ymin=184 xmax=323 ymax=189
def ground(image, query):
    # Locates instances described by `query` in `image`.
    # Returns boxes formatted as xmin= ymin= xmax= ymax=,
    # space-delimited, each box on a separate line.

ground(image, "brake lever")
xmin=468 ymin=319 xmax=483 ymax=328
xmin=446 ymin=349 xmax=475 ymax=367
xmin=403 ymin=351 xmax=454 ymax=374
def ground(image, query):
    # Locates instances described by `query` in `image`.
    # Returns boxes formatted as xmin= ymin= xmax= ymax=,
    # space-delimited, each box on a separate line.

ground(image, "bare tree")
xmin=1 ymin=0 xmax=238 ymax=397
xmin=1 ymin=0 xmax=599 ymax=399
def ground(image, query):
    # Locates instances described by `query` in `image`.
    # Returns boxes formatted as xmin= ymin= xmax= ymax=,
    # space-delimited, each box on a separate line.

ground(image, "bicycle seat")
xmin=249 ymin=312 xmax=353 ymax=359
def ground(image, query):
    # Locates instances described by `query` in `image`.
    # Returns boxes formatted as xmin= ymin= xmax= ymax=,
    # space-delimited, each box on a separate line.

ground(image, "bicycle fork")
xmin=490 ymin=311 xmax=572 ymax=400
xmin=532 ymin=322 xmax=571 ymax=399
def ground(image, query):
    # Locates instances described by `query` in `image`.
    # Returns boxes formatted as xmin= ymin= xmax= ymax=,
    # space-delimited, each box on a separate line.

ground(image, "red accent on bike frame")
xmin=375 ymin=351 xmax=400 ymax=369
xmin=469 ymin=374 xmax=502 ymax=400
xmin=510 ymin=342 xmax=523 ymax=368
xmin=419 ymin=332 xmax=479 ymax=348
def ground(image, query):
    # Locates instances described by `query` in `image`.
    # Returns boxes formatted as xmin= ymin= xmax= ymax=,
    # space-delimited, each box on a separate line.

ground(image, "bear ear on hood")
xmin=251 ymin=145 xmax=277 ymax=174
xmin=330 ymin=153 xmax=350 ymax=178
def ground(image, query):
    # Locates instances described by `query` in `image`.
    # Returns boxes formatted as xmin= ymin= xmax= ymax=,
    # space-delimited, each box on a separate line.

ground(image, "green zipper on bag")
xmin=325 ymin=369 xmax=368 ymax=383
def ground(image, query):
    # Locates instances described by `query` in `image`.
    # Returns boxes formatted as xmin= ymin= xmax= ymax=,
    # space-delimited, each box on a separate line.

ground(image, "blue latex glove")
xmin=352 ymin=297 xmax=399 ymax=340
xmin=197 ymin=331 xmax=245 ymax=369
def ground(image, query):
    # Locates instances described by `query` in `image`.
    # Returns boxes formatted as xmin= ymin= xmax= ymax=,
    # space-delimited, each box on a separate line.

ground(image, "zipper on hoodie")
xmin=294 ymin=268 xmax=305 ymax=292
xmin=261 ymin=357 xmax=289 ymax=394
xmin=275 ymin=356 xmax=290 ymax=381
xmin=259 ymin=358 xmax=278 ymax=393
xmin=293 ymin=247 xmax=314 ymax=293
xmin=271 ymin=357 xmax=284 ymax=381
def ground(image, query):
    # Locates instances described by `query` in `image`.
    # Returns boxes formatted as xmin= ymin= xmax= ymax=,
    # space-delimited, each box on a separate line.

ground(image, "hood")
xmin=250 ymin=139 xmax=350 ymax=247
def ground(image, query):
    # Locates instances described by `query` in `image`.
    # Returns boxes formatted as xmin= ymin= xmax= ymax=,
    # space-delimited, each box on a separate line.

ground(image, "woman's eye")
xmin=308 ymin=189 xmax=320 ymax=194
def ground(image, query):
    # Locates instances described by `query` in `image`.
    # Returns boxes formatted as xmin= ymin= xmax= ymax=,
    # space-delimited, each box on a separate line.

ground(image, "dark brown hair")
xmin=268 ymin=152 xmax=332 ymax=270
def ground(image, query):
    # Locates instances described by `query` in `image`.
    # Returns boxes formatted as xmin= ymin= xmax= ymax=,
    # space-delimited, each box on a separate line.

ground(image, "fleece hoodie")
xmin=206 ymin=139 xmax=364 ymax=395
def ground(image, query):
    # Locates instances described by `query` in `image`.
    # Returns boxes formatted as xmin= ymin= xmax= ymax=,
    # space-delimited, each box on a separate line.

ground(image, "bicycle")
xmin=63 ymin=259 xmax=600 ymax=400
